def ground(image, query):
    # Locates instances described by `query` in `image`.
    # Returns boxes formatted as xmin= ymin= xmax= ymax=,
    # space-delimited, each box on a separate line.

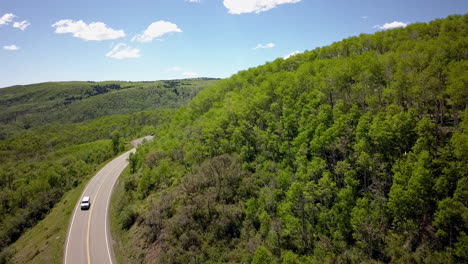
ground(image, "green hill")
xmin=0 ymin=78 xmax=219 ymax=139
xmin=112 ymin=14 xmax=468 ymax=263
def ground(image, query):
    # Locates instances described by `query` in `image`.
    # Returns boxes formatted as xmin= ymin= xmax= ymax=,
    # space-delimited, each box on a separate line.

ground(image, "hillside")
xmin=0 ymin=78 xmax=219 ymax=139
xmin=112 ymin=14 xmax=468 ymax=263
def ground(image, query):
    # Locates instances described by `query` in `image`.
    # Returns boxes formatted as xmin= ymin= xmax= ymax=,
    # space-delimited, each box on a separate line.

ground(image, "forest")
xmin=112 ymin=14 xmax=468 ymax=263
xmin=0 ymin=79 xmax=217 ymax=261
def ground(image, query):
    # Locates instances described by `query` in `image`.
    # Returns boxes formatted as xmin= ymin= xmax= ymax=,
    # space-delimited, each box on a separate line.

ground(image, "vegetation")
xmin=0 ymin=78 xmax=219 ymax=139
xmin=113 ymin=14 xmax=468 ymax=263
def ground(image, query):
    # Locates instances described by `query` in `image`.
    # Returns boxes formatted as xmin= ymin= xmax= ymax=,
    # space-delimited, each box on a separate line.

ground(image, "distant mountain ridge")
xmin=0 ymin=78 xmax=219 ymax=139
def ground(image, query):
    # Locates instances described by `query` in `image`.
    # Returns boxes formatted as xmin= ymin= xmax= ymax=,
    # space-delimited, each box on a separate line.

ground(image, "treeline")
xmin=0 ymin=79 xmax=218 ymax=139
xmin=114 ymin=14 xmax=467 ymax=263
xmin=0 ymin=109 xmax=175 ymax=261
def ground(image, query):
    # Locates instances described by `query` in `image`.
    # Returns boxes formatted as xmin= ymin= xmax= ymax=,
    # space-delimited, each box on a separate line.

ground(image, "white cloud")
xmin=361 ymin=16 xmax=368 ymax=19
xmin=3 ymin=45 xmax=19 ymax=51
xmin=0 ymin=13 xmax=15 ymax=25
xmin=283 ymin=50 xmax=301 ymax=59
xmin=182 ymin=71 xmax=198 ymax=78
xmin=132 ymin=21 xmax=182 ymax=43
xmin=1 ymin=14 xmax=30 ymax=31
xmin=52 ymin=19 xmax=125 ymax=41
xmin=374 ymin=21 xmax=408 ymax=30
xmin=223 ymin=0 xmax=301 ymax=14
xmin=185 ymin=0 xmax=201 ymax=2
xmin=13 ymin=20 xmax=30 ymax=31
xmin=106 ymin=43 xmax=141 ymax=59
xmin=254 ymin=42 xmax=275 ymax=49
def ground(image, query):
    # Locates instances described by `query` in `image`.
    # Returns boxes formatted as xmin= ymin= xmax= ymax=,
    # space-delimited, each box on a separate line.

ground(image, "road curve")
xmin=64 ymin=136 xmax=152 ymax=264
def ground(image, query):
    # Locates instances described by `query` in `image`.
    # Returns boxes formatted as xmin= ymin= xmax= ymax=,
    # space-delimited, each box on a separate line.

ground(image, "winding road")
xmin=64 ymin=136 xmax=152 ymax=264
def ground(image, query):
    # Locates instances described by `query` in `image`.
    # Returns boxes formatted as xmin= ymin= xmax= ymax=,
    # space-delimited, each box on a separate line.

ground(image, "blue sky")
xmin=0 ymin=0 xmax=466 ymax=88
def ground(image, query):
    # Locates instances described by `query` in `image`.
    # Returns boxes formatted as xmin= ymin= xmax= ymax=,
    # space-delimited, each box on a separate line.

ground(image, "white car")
xmin=80 ymin=196 xmax=91 ymax=210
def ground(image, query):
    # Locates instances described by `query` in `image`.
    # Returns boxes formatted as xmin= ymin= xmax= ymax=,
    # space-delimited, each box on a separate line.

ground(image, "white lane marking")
xmin=105 ymin=150 xmax=134 ymax=264
xmin=87 ymin=159 xmax=124 ymax=264
xmin=64 ymin=161 xmax=111 ymax=264
xmin=64 ymin=157 xmax=120 ymax=264
xmin=65 ymin=138 xmax=148 ymax=264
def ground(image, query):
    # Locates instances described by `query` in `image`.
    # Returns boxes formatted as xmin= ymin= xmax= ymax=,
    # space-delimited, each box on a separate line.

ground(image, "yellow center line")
xmin=86 ymin=158 xmax=123 ymax=264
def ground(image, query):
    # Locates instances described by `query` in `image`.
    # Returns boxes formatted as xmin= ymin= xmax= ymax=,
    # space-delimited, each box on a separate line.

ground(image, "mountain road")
xmin=64 ymin=136 xmax=153 ymax=264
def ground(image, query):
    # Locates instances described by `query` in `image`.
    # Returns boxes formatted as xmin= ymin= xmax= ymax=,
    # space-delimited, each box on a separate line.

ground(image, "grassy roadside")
xmin=6 ymin=146 xmax=131 ymax=264
xmin=110 ymin=168 xmax=130 ymax=264
xmin=111 ymin=166 xmax=157 ymax=264
xmin=110 ymin=168 xmax=144 ymax=264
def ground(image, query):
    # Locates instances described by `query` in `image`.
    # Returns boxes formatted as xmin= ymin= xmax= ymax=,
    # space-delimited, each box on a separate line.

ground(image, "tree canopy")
xmin=114 ymin=14 xmax=468 ymax=264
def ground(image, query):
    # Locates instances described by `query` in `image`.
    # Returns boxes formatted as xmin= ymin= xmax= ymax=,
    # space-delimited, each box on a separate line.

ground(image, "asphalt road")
xmin=64 ymin=136 xmax=153 ymax=264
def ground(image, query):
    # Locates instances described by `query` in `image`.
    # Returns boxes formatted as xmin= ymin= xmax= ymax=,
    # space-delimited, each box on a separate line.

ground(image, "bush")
xmin=0 ymin=246 xmax=13 ymax=264
xmin=120 ymin=205 xmax=138 ymax=230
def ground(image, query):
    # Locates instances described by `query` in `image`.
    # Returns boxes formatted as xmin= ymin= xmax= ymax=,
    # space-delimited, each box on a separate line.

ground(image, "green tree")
xmin=111 ymin=130 xmax=121 ymax=154
xmin=252 ymin=246 xmax=274 ymax=264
